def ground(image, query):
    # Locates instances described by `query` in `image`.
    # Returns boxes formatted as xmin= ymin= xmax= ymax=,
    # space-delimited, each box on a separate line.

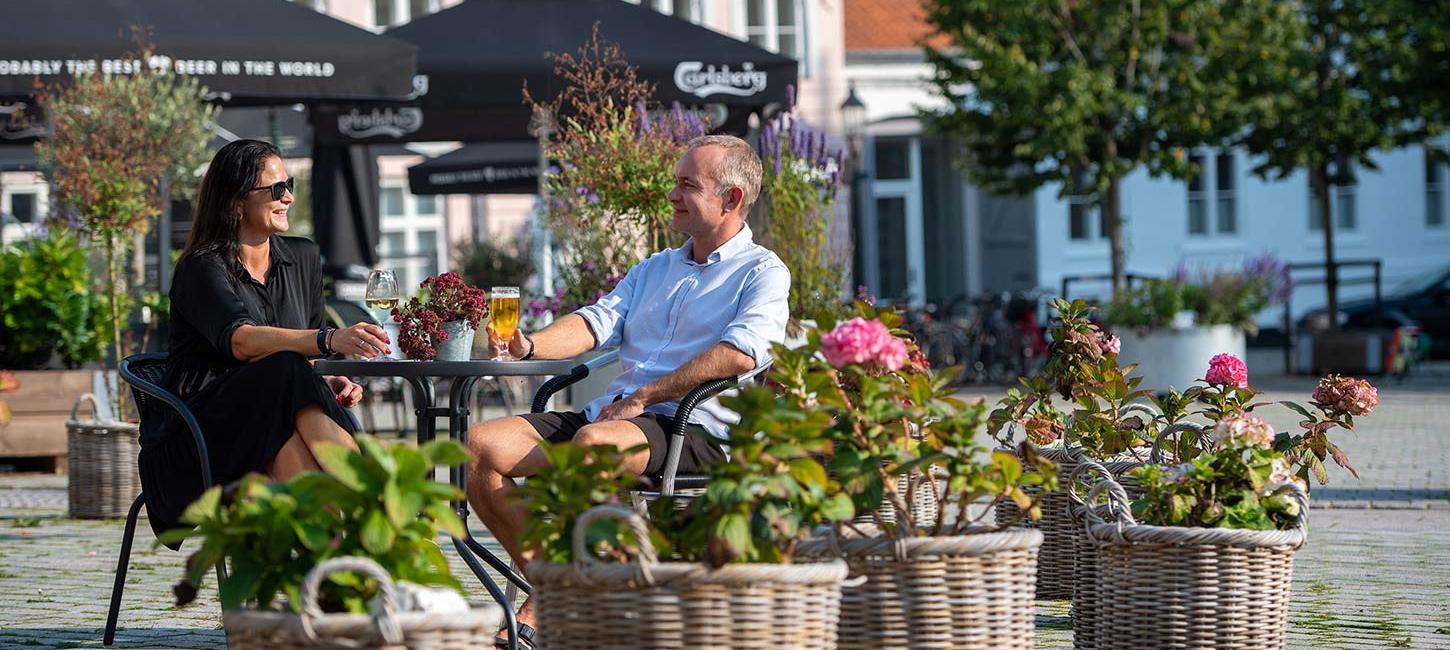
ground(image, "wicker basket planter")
xmin=528 ymin=505 xmax=849 ymax=650
xmin=797 ymin=526 xmax=1042 ymax=650
xmin=66 ymin=394 xmax=141 ymax=519
xmin=1067 ymin=424 xmax=1203 ymax=648
xmin=223 ymin=556 xmax=503 ymax=649
xmin=1082 ymin=478 xmax=1307 ymax=650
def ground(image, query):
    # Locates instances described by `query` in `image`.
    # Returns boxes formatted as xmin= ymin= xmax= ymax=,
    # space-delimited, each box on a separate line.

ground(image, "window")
xmin=379 ymin=184 xmax=446 ymax=290
xmin=1067 ymin=167 xmax=1099 ymax=241
xmin=288 ymin=0 xmax=327 ymax=11
xmin=1308 ymin=168 xmax=1357 ymax=232
xmin=373 ymin=0 xmax=438 ymax=28
xmin=1186 ymin=150 xmax=1236 ymax=236
xmin=874 ymin=139 xmax=910 ymax=180
xmin=626 ymin=0 xmax=701 ymax=21
xmin=1428 ymin=147 xmax=1445 ymax=228
xmin=7 ymin=191 xmax=36 ymax=223
xmin=745 ymin=0 xmax=807 ymax=75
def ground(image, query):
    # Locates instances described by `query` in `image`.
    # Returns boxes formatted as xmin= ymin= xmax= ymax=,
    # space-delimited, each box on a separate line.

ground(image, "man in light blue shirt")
xmin=465 ymin=135 xmax=790 ymax=639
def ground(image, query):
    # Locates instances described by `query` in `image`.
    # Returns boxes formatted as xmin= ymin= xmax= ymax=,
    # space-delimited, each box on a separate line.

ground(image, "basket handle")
xmin=1148 ymin=421 xmax=1206 ymax=464
xmin=572 ymin=504 xmax=658 ymax=571
xmin=1065 ymin=458 xmax=1114 ymax=520
xmin=299 ymin=556 xmax=404 ymax=647
xmin=1083 ymin=477 xmax=1136 ymax=528
xmin=70 ymin=393 xmax=101 ymax=421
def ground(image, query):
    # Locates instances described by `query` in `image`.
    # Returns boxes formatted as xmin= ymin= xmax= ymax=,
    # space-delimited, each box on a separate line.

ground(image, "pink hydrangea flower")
xmin=1100 ymin=334 xmax=1121 ymax=355
xmin=1211 ymin=413 xmax=1276 ymax=448
xmin=1313 ymin=374 xmax=1378 ymax=417
xmin=1205 ymin=353 xmax=1249 ymax=388
xmin=820 ymin=317 xmax=908 ymax=371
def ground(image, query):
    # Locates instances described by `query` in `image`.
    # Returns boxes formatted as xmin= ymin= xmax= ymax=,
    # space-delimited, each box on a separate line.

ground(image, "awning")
xmin=316 ymin=0 xmax=797 ymax=143
xmin=0 ymin=0 xmax=417 ymax=105
xmin=0 ymin=145 xmax=38 ymax=172
xmin=407 ymin=142 xmax=540 ymax=195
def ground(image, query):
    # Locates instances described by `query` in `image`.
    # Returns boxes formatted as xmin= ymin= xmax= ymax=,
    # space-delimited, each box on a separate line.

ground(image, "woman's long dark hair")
xmin=181 ymin=139 xmax=282 ymax=274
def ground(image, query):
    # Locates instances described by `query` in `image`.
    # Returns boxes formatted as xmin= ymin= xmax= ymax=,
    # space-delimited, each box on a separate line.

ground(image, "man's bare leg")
xmin=466 ymin=417 xmax=651 ymax=633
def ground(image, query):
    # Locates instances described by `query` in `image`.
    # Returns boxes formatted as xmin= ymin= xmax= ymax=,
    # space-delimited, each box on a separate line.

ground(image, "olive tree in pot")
xmin=34 ymin=44 xmax=214 ymax=517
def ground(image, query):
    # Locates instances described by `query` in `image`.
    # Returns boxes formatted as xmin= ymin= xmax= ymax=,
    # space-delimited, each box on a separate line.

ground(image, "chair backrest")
xmin=119 ymin=353 xmax=170 ymax=422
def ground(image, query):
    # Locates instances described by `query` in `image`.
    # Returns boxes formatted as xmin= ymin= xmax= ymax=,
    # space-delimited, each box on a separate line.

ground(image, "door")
xmin=866 ymin=136 xmax=925 ymax=304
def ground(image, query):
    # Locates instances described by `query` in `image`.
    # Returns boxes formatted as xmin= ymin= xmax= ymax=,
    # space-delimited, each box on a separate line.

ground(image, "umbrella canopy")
xmin=0 ymin=0 xmax=417 ymax=105
xmin=315 ymin=0 xmax=797 ymax=143
xmin=407 ymin=142 xmax=540 ymax=195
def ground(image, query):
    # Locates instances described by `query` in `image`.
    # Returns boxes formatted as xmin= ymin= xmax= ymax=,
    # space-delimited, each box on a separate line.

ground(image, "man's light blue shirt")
xmin=575 ymin=224 xmax=790 ymax=442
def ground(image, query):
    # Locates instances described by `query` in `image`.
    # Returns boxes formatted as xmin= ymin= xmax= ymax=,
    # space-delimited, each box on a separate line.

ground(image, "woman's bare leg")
xmin=268 ymin=432 xmax=323 ymax=479
xmin=294 ymin=404 xmax=360 ymax=452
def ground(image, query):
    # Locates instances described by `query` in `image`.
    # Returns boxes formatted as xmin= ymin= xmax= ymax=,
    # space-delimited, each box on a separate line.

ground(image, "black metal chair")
xmin=529 ymin=353 xmax=773 ymax=497
xmin=105 ymin=352 xmax=224 ymax=646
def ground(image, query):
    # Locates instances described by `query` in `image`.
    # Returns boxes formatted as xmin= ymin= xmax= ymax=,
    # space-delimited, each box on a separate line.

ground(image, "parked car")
xmin=1298 ymin=264 xmax=1450 ymax=359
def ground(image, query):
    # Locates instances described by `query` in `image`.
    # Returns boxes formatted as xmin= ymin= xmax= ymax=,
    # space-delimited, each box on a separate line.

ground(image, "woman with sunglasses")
xmin=139 ymin=138 xmax=388 ymax=539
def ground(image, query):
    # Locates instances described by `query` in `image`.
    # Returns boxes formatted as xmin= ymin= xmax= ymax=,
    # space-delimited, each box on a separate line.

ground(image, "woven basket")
xmin=1067 ymin=423 xmax=1203 ymax=648
xmin=223 ymin=556 xmax=503 ymax=649
xmin=1083 ymin=477 xmax=1307 ymax=650
xmin=66 ymin=394 xmax=141 ymax=519
xmin=852 ymin=469 xmax=940 ymax=530
xmin=797 ymin=525 xmax=1042 ymax=650
xmin=527 ymin=505 xmax=848 ymax=650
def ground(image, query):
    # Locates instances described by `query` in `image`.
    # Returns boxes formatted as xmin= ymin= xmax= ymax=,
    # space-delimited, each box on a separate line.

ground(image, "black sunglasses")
xmin=245 ymin=177 xmax=295 ymax=201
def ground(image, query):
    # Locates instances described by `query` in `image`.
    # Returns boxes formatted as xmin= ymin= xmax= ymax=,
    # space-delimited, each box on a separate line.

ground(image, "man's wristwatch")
xmin=519 ymin=333 xmax=536 ymax=360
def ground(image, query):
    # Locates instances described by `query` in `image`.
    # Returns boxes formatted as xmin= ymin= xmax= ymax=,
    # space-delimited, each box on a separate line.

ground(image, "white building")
xmin=843 ymin=0 xmax=1450 ymax=323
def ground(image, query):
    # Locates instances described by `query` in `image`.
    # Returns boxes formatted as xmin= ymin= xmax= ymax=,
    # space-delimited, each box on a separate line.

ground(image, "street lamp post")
xmin=840 ymin=84 xmax=867 ymax=295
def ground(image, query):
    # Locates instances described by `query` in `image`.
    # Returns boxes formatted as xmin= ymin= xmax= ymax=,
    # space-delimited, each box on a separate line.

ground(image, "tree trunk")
xmin=1105 ymin=177 xmax=1126 ymax=296
xmin=104 ymin=235 xmax=128 ymax=420
xmin=1312 ymin=164 xmax=1338 ymax=332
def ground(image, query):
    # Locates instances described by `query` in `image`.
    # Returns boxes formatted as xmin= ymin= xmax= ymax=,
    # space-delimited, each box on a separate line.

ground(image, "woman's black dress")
xmin=139 ymin=235 xmax=357 ymax=539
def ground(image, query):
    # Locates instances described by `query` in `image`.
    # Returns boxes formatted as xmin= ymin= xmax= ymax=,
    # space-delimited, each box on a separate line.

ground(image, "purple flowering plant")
xmin=755 ymin=85 xmax=851 ymax=328
xmin=1108 ymin=253 xmax=1291 ymax=334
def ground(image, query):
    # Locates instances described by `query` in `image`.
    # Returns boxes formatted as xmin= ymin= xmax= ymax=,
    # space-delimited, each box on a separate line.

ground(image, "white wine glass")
xmin=364 ymin=269 xmax=400 ymax=360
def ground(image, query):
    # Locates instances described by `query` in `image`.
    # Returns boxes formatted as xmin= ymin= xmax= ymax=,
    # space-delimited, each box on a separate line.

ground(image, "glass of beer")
xmin=489 ymin=286 xmax=521 ymax=360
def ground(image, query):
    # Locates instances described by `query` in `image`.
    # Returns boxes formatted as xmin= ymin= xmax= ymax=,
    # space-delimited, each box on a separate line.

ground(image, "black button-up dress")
xmin=139 ymin=235 xmax=356 ymax=539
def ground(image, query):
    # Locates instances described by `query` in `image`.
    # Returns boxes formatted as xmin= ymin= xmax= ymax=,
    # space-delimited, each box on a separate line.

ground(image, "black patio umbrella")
xmin=407 ymin=142 xmax=540 ymax=195
xmin=314 ymin=0 xmax=798 ymax=144
xmin=0 ymin=0 xmax=417 ymax=105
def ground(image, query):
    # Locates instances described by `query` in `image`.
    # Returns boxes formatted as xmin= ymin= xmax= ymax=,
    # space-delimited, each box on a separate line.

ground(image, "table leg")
xmin=447 ymin=375 xmax=533 ymax=592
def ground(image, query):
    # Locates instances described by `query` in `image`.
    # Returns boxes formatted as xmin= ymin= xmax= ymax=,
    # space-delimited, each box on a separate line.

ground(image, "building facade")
xmin=843 ymin=0 xmax=1450 ymax=322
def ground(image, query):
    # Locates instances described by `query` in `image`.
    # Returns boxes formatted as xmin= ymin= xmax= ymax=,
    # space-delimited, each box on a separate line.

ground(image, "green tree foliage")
xmin=0 ymin=229 xmax=107 ymax=368
xmin=1234 ymin=0 xmax=1448 ymax=327
xmin=34 ymin=44 xmax=215 ymax=416
xmin=922 ymin=0 xmax=1299 ymax=294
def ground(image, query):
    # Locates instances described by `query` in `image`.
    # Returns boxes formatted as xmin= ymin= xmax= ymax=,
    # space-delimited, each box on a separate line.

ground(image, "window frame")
xmin=740 ymin=0 xmax=809 ymax=77
xmin=1185 ymin=149 xmax=1236 ymax=237
xmin=377 ymin=181 xmax=446 ymax=290
xmin=373 ymin=0 xmax=439 ymax=29
xmin=1427 ymin=146 xmax=1445 ymax=228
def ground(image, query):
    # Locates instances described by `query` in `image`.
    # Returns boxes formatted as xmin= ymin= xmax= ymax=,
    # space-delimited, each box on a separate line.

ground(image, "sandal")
xmin=493 ymin=622 xmax=538 ymax=649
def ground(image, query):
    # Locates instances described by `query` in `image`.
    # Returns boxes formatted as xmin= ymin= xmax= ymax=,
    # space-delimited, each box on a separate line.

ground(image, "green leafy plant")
xmin=992 ymin=299 xmax=1163 ymax=461
xmin=1105 ymin=255 xmax=1290 ymax=334
xmin=159 ymin=435 xmax=471 ymax=613
xmin=454 ymin=236 xmax=534 ymax=294
xmin=0 ymin=229 xmax=107 ymax=369
xmin=1130 ymin=439 xmax=1303 ymax=530
xmin=517 ymin=394 xmax=855 ymax=567
xmin=766 ymin=301 xmax=1058 ymax=536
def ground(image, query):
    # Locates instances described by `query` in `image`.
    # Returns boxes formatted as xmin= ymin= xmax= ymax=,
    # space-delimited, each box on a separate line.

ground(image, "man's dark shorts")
xmin=519 ymin=410 xmax=726 ymax=476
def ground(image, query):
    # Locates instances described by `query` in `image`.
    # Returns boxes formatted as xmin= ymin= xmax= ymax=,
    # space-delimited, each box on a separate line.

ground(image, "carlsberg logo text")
xmin=674 ymin=62 xmax=768 ymax=98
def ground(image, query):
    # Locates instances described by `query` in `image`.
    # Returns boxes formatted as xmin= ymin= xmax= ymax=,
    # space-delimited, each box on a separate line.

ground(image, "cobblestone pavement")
xmin=1 ymin=362 xmax=1446 ymax=649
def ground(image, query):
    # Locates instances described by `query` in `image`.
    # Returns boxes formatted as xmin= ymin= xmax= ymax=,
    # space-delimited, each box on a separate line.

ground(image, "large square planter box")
xmin=0 ymin=369 xmax=94 ymax=470
xmin=1296 ymin=330 xmax=1389 ymax=375
xmin=1115 ymin=325 xmax=1246 ymax=393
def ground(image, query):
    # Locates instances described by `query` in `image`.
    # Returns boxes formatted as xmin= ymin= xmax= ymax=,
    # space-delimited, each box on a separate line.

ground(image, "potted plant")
xmin=988 ymin=298 xmax=1174 ymax=600
xmin=391 ymin=272 xmax=488 ymax=361
xmin=1079 ymin=368 xmax=1374 ymax=649
xmin=161 ymin=435 xmax=502 ymax=648
xmin=516 ymin=390 xmax=856 ymax=649
xmin=1104 ymin=254 xmax=1289 ymax=393
xmin=1068 ymin=357 xmax=1373 ymax=649
xmin=775 ymin=303 xmax=1059 ymax=649
xmin=34 ymin=44 xmax=212 ymax=516
xmin=0 ymin=229 xmax=106 ymax=470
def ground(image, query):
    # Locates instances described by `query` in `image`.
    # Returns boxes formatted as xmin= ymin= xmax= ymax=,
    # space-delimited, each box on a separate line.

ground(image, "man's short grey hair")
xmin=687 ymin=134 xmax=763 ymax=216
